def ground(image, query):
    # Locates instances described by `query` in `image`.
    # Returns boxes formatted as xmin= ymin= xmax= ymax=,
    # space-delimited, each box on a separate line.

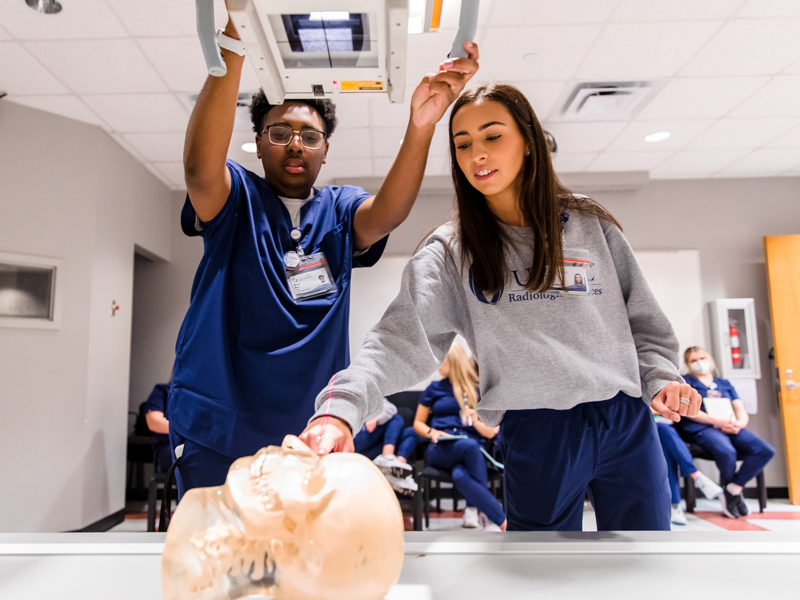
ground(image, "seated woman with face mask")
xmin=678 ymin=346 xmax=774 ymax=519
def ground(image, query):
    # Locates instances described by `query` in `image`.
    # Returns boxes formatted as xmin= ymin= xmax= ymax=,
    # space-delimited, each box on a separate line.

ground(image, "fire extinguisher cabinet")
xmin=707 ymin=298 xmax=761 ymax=379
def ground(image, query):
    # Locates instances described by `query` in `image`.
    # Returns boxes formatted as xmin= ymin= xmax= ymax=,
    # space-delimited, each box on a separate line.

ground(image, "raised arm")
xmin=183 ymin=12 xmax=242 ymax=223
xmin=352 ymin=42 xmax=480 ymax=250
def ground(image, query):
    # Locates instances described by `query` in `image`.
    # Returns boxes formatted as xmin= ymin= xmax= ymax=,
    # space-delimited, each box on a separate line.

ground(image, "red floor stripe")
xmin=693 ymin=511 xmax=769 ymax=531
xmin=743 ymin=511 xmax=800 ymax=520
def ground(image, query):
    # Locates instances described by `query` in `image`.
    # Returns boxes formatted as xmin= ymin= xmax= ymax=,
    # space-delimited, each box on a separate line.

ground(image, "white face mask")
xmin=690 ymin=359 xmax=711 ymax=375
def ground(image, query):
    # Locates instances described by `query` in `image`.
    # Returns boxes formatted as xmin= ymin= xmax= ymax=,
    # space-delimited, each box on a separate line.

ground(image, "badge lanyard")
xmin=284 ymin=227 xmax=337 ymax=302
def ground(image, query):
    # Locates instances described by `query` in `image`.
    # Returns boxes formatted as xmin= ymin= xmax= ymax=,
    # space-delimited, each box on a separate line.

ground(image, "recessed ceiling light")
xmin=644 ymin=131 xmax=670 ymax=143
xmin=241 ymin=142 xmax=258 ymax=153
xmin=25 ymin=0 xmax=62 ymax=14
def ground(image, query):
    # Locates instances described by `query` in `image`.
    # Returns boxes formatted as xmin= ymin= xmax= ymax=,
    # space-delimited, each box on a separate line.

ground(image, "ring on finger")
xmin=679 ymin=397 xmax=691 ymax=406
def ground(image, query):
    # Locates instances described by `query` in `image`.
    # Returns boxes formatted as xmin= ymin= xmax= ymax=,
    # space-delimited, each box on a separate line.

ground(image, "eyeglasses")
xmin=262 ymin=125 xmax=326 ymax=149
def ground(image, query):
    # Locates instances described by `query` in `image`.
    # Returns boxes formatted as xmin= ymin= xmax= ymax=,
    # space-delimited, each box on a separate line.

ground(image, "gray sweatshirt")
xmin=313 ymin=212 xmax=682 ymax=433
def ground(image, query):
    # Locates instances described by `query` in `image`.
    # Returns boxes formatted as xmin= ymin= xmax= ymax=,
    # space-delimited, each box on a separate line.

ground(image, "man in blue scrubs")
xmin=169 ymin=10 xmax=480 ymax=495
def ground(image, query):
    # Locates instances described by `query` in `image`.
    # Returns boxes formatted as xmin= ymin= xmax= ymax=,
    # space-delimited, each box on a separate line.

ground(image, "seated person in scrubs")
xmin=354 ymin=398 xmax=420 ymax=495
xmin=414 ymin=344 xmax=505 ymax=531
xmin=678 ymin=346 xmax=774 ymax=519
xmin=143 ymin=382 xmax=172 ymax=474
xmin=169 ymin=5 xmax=480 ymax=496
xmin=655 ymin=418 xmax=722 ymax=526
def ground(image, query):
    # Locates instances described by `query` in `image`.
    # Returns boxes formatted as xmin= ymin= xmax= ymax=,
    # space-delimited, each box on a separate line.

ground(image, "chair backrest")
xmin=386 ymin=391 xmax=422 ymax=428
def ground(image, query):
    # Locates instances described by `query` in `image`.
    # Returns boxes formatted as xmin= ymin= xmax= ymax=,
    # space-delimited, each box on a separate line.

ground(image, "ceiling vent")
xmin=552 ymin=81 xmax=659 ymax=122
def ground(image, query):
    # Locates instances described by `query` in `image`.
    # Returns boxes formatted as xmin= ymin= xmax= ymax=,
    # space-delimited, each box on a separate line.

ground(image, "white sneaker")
xmin=480 ymin=512 xmax=503 ymax=532
xmin=694 ymin=473 xmax=723 ymax=499
xmin=462 ymin=506 xmax=480 ymax=529
xmin=373 ymin=454 xmax=413 ymax=478
xmin=670 ymin=504 xmax=687 ymax=526
xmin=385 ymin=473 xmax=418 ymax=496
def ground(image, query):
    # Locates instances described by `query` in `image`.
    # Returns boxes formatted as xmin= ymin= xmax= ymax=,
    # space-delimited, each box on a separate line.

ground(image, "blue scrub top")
xmin=143 ymin=382 xmax=171 ymax=454
xmin=419 ymin=379 xmax=481 ymax=439
xmin=678 ymin=374 xmax=739 ymax=435
xmin=169 ymin=160 xmax=386 ymax=458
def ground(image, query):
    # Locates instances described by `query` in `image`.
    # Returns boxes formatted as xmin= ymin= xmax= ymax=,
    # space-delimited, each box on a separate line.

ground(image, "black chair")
xmin=126 ymin=403 xmax=156 ymax=500
xmin=385 ymin=391 xmax=425 ymax=531
xmin=683 ymin=443 xmax=767 ymax=514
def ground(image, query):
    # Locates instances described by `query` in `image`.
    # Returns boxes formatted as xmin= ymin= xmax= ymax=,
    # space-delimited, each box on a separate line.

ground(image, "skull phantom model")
xmin=163 ymin=436 xmax=405 ymax=600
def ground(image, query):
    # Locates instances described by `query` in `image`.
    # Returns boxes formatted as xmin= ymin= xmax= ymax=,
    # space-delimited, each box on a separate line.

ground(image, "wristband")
xmin=217 ymin=30 xmax=246 ymax=56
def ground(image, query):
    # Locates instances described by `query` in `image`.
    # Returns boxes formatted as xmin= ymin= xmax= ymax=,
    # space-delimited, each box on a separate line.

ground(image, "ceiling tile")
xmin=226 ymin=130 xmax=261 ymax=165
xmin=786 ymin=58 xmax=800 ymax=75
xmin=612 ymin=0 xmax=744 ymax=21
xmin=8 ymin=95 xmax=104 ymax=126
xmin=122 ymin=133 xmax=186 ymax=163
xmin=722 ymin=148 xmax=800 ymax=173
xmin=480 ymin=25 xmax=601 ymax=81
xmin=371 ymin=127 xmax=407 ymax=158
xmin=138 ymin=37 xmax=212 ymax=93
xmin=326 ymin=128 xmax=373 ymax=160
xmin=318 ymin=158 xmax=373 ymax=180
xmin=107 ymin=0 xmax=228 ymax=37
xmin=766 ymin=124 xmax=800 ymax=149
xmin=151 ymin=162 xmax=186 ymax=189
xmin=25 ymin=39 xmax=168 ymax=94
xmin=369 ymin=92 xmax=414 ymax=129
xmin=330 ymin=94 xmax=372 ymax=128
xmin=545 ymin=122 xmax=628 ymax=153
xmin=0 ymin=42 xmax=69 ymax=95
xmin=438 ymin=0 xmax=496 ymax=29
xmin=491 ymin=0 xmax=617 ymax=25
xmin=553 ymin=152 xmax=599 ymax=173
xmin=405 ymin=29 xmax=471 ymax=77
xmin=651 ymin=149 xmax=750 ymax=175
xmin=575 ymin=22 xmax=722 ymax=80
xmin=681 ymin=20 xmax=800 ymax=77
xmin=0 ymin=24 xmax=10 ymax=40
xmin=0 ymin=0 xmax=127 ymax=39
xmin=516 ymin=81 xmax=569 ymax=122
xmin=686 ymin=118 xmax=799 ymax=150
xmin=82 ymin=94 xmax=188 ymax=133
xmin=607 ymin=120 xmax=715 ymax=152
xmin=586 ymin=151 xmax=673 ymax=172
xmin=729 ymin=76 xmax=800 ymax=117
xmin=736 ymin=0 xmax=800 ymax=17
xmin=108 ymin=132 xmax=145 ymax=163
xmin=429 ymin=124 xmax=453 ymax=158
xmin=637 ymin=77 xmax=769 ymax=119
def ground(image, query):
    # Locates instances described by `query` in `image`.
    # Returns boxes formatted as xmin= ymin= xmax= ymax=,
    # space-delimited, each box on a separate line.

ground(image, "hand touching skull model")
xmin=163 ymin=436 xmax=405 ymax=600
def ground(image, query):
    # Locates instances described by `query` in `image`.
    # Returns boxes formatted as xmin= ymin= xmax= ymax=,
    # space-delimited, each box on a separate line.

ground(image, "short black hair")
xmin=250 ymin=89 xmax=338 ymax=138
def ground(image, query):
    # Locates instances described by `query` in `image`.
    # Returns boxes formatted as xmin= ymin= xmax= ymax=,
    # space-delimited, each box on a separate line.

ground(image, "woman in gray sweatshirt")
xmin=301 ymin=83 xmax=702 ymax=531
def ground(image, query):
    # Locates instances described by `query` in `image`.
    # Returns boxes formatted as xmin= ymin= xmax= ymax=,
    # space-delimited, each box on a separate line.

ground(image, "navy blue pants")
xmin=656 ymin=422 xmax=698 ymax=504
xmin=500 ymin=392 xmax=670 ymax=531
xmin=680 ymin=426 xmax=774 ymax=487
xmin=354 ymin=414 xmax=418 ymax=460
xmin=170 ymin=430 xmax=235 ymax=499
xmin=426 ymin=436 xmax=506 ymax=526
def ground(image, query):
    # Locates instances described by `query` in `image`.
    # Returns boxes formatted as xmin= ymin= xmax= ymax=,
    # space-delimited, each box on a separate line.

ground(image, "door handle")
xmin=788 ymin=380 xmax=797 ymax=391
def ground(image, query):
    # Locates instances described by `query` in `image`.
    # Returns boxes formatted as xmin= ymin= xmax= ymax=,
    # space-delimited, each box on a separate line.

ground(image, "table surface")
xmin=2 ymin=531 xmax=798 ymax=599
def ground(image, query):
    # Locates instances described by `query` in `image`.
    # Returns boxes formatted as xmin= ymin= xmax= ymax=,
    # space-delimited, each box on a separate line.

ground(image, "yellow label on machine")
xmin=339 ymin=80 xmax=385 ymax=92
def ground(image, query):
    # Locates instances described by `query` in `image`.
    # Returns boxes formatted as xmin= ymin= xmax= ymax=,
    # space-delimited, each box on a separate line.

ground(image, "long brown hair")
xmin=445 ymin=343 xmax=479 ymax=411
xmin=448 ymin=83 xmax=620 ymax=294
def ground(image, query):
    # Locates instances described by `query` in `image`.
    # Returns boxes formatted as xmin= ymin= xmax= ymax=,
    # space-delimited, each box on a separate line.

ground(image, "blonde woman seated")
xmin=414 ymin=344 xmax=506 ymax=531
xmin=678 ymin=346 xmax=774 ymax=519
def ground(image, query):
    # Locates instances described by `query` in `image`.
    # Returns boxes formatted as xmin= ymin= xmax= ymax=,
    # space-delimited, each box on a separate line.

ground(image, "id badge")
xmin=286 ymin=251 xmax=337 ymax=301
xmin=552 ymin=247 xmax=590 ymax=295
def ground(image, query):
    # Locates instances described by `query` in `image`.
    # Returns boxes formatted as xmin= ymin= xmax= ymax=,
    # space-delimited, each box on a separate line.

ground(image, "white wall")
xmin=0 ymin=101 xmax=173 ymax=532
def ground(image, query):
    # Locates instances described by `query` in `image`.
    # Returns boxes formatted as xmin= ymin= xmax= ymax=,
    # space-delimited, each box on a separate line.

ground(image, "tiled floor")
xmin=113 ymin=494 xmax=800 ymax=533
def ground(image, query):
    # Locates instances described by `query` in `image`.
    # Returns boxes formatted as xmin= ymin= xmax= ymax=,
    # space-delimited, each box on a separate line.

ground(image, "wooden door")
xmin=764 ymin=235 xmax=800 ymax=504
